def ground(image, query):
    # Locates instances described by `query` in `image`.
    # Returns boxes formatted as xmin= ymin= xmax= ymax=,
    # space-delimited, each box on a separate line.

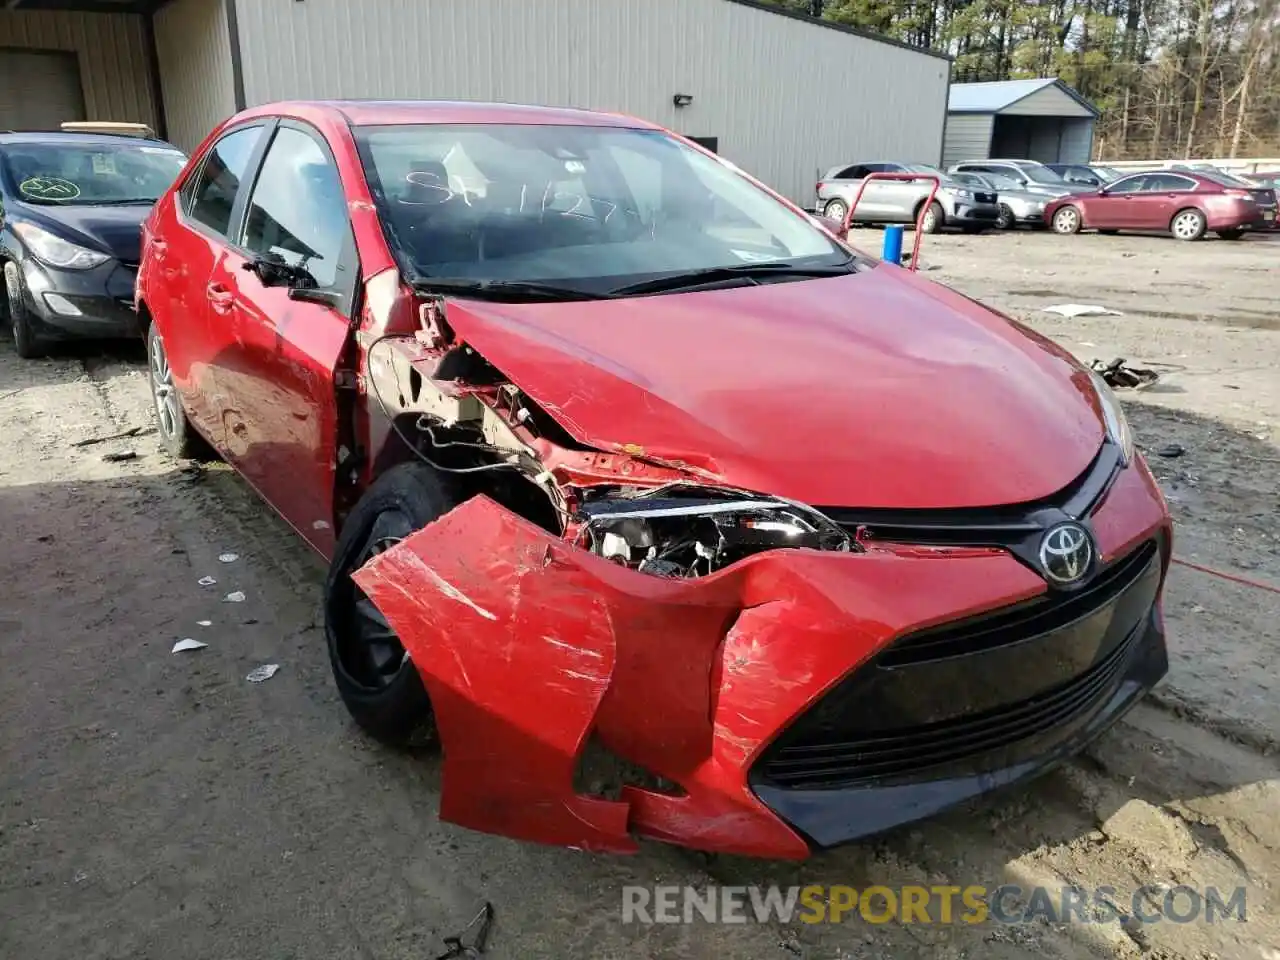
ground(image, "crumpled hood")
xmin=439 ymin=265 xmax=1106 ymax=509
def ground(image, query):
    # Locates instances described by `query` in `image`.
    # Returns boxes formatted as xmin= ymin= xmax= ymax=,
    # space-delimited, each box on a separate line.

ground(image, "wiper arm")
xmin=89 ymin=198 xmax=159 ymax=206
xmin=411 ymin=278 xmax=612 ymax=302
xmin=609 ymin=261 xmax=853 ymax=297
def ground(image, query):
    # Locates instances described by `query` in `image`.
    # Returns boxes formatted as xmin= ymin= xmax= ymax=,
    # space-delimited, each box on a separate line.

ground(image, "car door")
xmin=1127 ymin=173 xmax=1198 ymax=230
xmin=156 ymin=123 xmax=270 ymax=446
xmin=209 ymin=121 xmax=359 ymax=555
xmin=1086 ymin=174 xmax=1148 ymax=229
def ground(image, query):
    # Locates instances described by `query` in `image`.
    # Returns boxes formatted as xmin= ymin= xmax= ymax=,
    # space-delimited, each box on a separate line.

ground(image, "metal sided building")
xmin=0 ymin=0 xmax=950 ymax=205
xmin=943 ymin=78 xmax=1099 ymax=168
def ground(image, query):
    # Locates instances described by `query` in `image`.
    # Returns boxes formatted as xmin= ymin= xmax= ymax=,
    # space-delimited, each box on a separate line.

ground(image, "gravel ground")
xmin=1 ymin=228 xmax=1277 ymax=960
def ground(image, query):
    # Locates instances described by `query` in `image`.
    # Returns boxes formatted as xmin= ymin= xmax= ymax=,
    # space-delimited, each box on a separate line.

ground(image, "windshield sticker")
xmin=18 ymin=177 xmax=80 ymax=202
xmin=91 ymin=153 xmax=118 ymax=176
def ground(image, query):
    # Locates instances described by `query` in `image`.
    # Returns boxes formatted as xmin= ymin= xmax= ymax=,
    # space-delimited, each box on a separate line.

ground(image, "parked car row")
xmin=814 ymin=156 xmax=1277 ymax=242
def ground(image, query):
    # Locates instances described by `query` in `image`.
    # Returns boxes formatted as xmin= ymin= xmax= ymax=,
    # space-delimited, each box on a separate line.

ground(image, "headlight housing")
xmin=1088 ymin=369 xmax=1135 ymax=465
xmin=578 ymin=485 xmax=854 ymax=578
xmin=13 ymin=222 xmax=111 ymax=270
xmin=952 ymin=188 xmax=974 ymax=199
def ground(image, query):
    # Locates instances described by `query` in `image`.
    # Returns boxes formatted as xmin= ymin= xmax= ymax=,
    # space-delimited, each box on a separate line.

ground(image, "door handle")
xmin=206 ymin=283 xmax=236 ymax=314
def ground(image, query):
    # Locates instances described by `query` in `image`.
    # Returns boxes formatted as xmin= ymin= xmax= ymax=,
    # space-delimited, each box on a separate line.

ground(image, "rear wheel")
xmin=1216 ymin=228 xmax=1244 ymax=241
xmin=4 ymin=262 xmax=43 ymax=359
xmin=1170 ymin=208 xmax=1207 ymax=241
xmin=147 ymin=321 xmax=205 ymax=459
xmin=996 ymin=204 xmax=1015 ymax=230
xmin=918 ymin=201 xmax=943 ymax=234
xmin=325 ymin=462 xmax=459 ymax=746
xmin=823 ymin=199 xmax=849 ymax=225
xmin=1052 ymin=206 xmax=1082 ymax=234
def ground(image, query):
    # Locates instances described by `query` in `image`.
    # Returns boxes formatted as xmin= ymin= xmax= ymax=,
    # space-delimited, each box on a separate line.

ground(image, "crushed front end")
xmin=348 ymin=291 xmax=1171 ymax=859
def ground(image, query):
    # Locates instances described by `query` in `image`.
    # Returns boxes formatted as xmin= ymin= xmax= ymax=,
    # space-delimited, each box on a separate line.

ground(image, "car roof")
xmin=234 ymin=99 xmax=659 ymax=130
xmin=0 ymin=130 xmax=181 ymax=150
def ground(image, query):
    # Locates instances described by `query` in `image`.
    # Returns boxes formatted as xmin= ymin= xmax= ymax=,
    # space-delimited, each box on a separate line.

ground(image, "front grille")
xmin=818 ymin=442 xmax=1123 ymax=579
xmin=881 ymin=540 xmax=1158 ymax=667
xmin=759 ymin=618 xmax=1142 ymax=789
xmin=974 ymin=191 xmax=997 ymax=204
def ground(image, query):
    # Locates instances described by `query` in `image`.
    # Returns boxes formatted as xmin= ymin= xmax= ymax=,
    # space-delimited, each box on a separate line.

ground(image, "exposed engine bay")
xmin=359 ymin=302 xmax=855 ymax=578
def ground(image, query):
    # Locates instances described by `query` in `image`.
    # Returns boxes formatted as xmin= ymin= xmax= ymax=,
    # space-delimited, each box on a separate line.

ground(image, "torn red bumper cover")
xmin=353 ymin=464 xmax=1170 ymax=859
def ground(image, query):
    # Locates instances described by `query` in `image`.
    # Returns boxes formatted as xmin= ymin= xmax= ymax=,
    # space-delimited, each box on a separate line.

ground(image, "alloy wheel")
xmin=149 ymin=332 xmax=181 ymax=439
xmin=1053 ymin=208 xmax=1079 ymax=233
xmin=1172 ymin=210 xmax=1204 ymax=241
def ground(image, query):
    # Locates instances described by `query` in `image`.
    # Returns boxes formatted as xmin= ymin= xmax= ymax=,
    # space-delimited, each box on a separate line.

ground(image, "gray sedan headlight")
xmin=578 ymin=485 xmax=854 ymax=578
xmin=1088 ymin=369 xmax=1135 ymax=465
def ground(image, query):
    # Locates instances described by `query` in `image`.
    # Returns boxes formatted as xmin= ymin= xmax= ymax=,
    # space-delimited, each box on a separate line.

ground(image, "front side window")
xmin=0 ymin=139 xmax=187 ymax=207
xmin=187 ymin=126 xmax=264 ymax=237
xmin=240 ymin=127 xmax=350 ymax=289
xmin=355 ymin=123 xmax=847 ymax=295
xmin=1109 ymin=175 xmax=1148 ymax=193
xmin=1022 ymin=165 xmax=1068 ymax=185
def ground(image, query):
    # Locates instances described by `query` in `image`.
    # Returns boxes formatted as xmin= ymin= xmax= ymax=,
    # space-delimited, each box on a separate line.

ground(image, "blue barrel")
xmin=882 ymin=224 xmax=905 ymax=265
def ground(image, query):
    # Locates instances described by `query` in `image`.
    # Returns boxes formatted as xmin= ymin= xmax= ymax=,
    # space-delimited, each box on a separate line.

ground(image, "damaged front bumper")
xmin=351 ymin=459 xmax=1171 ymax=859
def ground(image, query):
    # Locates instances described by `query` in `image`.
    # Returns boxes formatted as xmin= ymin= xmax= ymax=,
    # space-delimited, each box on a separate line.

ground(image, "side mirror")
xmin=243 ymin=254 xmax=294 ymax=288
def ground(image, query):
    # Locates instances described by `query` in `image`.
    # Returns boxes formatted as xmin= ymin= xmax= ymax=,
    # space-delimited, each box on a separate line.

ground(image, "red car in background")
xmin=135 ymin=100 xmax=1172 ymax=859
xmin=1046 ymin=169 xmax=1277 ymax=240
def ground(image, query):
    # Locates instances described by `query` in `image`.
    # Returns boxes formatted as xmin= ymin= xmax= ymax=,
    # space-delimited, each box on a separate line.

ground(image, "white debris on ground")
xmin=246 ymin=664 xmax=281 ymax=683
xmin=1042 ymin=303 xmax=1125 ymax=317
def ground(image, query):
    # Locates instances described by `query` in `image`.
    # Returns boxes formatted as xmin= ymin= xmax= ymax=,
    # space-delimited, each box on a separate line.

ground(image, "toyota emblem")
xmin=1038 ymin=523 xmax=1094 ymax=585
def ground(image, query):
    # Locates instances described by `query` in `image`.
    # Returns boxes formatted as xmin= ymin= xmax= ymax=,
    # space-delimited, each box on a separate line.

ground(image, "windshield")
xmin=901 ymin=164 xmax=941 ymax=175
xmin=1094 ymin=166 xmax=1124 ymax=181
xmin=1 ymin=140 xmax=187 ymax=206
xmin=355 ymin=124 xmax=847 ymax=294
xmin=1023 ymin=165 xmax=1068 ymax=185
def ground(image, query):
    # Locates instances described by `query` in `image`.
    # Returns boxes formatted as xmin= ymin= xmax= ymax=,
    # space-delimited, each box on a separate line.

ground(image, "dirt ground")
xmin=1 ymin=229 xmax=1277 ymax=960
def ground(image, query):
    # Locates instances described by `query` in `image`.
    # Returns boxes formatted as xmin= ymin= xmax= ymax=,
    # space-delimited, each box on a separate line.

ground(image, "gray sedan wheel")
xmin=823 ymin=199 xmax=849 ymax=225
xmin=996 ymin=204 xmax=1015 ymax=230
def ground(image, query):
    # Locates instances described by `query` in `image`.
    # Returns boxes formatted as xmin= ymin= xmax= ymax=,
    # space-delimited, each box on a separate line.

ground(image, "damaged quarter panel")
xmin=352 ymin=496 xmax=1052 ymax=858
xmin=431 ymin=270 xmax=1106 ymax=510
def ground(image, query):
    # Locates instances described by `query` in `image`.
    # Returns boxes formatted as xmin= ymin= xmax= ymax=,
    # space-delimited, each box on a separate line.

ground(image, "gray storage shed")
xmin=943 ymin=78 xmax=1098 ymax=168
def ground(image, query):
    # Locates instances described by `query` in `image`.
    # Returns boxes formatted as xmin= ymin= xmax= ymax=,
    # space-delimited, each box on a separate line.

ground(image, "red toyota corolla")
xmin=136 ymin=101 xmax=1172 ymax=859
xmin=1045 ymin=168 xmax=1277 ymax=240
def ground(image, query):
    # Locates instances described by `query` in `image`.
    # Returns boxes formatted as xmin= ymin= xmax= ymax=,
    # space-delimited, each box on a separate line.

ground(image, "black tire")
xmin=918 ymin=201 xmax=944 ymax=234
xmin=1052 ymin=205 xmax=1083 ymax=235
xmin=1216 ymin=228 xmax=1244 ymax=241
xmin=325 ymin=461 xmax=459 ymax=746
xmin=4 ymin=262 xmax=44 ymax=359
xmin=147 ymin=320 xmax=205 ymax=459
xmin=1170 ymin=207 xmax=1207 ymax=241
xmin=823 ymin=199 xmax=849 ymax=225
xmin=996 ymin=204 xmax=1015 ymax=230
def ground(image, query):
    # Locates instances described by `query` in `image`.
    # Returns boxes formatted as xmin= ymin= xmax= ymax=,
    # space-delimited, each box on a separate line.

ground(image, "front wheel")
xmin=4 ymin=262 xmax=43 ymax=359
xmin=919 ymin=201 xmax=943 ymax=234
xmin=1052 ymin=206 xmax=1082 ymax=235
xmin=1170 ymin=208 xmax=1207 ymax=241
xmin=996 ymin=204 xmax=1015 ymax=230
xmin=325 ymin=462 xmax=459 ymax=746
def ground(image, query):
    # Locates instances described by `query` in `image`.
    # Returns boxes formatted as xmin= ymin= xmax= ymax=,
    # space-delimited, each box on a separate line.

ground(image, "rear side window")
xmin=240 ymin=126 xmax=351 ymax=289
xmin=186 ymin=126 xmax=264 ymax=236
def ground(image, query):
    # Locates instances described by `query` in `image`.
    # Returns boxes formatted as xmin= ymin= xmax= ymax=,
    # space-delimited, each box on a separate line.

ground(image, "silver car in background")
xmin=815 ymin=162 xmax=1001 ymax=234
xmin=949 ymin=171 xmax=1070 ymax=229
